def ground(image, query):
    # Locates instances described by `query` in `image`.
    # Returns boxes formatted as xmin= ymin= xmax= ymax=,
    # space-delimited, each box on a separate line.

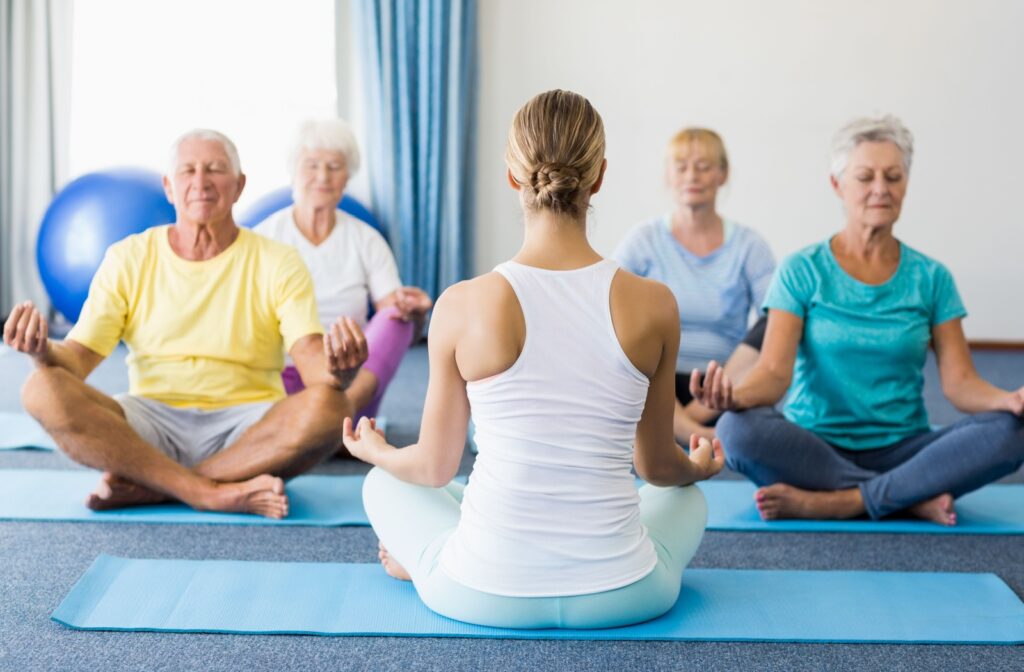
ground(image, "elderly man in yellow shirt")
xmin=3 ymin=129 xmax=367 ymax=519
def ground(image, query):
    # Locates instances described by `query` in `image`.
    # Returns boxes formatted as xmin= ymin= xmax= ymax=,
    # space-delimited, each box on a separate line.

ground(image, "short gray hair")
xmin=830 ymin=115 xmax=913 ymax=178
xmin=167 ymin=129 xmax=242 ymax=176
xmin=288 ymin=119 xmax=361 ymax=177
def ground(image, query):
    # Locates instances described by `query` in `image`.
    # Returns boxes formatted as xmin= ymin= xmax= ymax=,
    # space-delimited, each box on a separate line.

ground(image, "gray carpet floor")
xmin=0 ymin=345 xmax=1022 ymax=671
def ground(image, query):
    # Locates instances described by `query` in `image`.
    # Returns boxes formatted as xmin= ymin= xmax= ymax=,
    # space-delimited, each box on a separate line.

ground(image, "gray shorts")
xmin=115 ymin=395 xmax=274 ymax=468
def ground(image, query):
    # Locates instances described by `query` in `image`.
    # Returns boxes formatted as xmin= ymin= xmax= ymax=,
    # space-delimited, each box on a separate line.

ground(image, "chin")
xmin=863 ymin=217 xmax=898 ymax=230
xmin=307 ymin=196 xmax=340 ymax=209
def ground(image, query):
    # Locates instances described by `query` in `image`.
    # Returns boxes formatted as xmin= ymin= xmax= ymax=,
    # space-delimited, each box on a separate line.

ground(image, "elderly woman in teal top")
xmin=691 ymin=115 xmax=1024 ymax=526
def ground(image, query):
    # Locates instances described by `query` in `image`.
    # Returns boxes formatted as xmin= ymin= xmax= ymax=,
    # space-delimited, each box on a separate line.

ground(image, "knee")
xmin=676 ymin=484 xmax=708 ymax=527
xmin=362 ymin=466 xmax=403 ymax=525
xmin=294 ymin=385 xmax=348 ymax=442
xmin=363 ymin=466 xmax=393 ymax=500
xmin=986 ymin=412 xmax=1024 ymax=464
xmin=20 ymin=367 xmax=73 ymax=425
xmin=716 ymin=408 xmax=771 ymax=468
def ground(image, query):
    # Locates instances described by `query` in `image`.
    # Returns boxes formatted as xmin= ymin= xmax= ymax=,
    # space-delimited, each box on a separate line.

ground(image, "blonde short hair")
xmin=505 ymin=90 xmax=605 ymax=217
xmin=667 ymin=127 xmax=728 ymax=173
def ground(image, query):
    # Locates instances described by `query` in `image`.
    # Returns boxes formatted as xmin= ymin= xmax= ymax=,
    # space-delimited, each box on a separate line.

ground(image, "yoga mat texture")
xmin=0 ymin=412 xmax=57 ymax=450
xmin=53 ymin=555 xmax=1024 ymax=643
xmin=3 ymin=469 xmax=1023 ymax=533
xmin=698 ymin=480 xmax=1024 ymax=534
xmin=0 ymin=470 xmax=368 ymax=526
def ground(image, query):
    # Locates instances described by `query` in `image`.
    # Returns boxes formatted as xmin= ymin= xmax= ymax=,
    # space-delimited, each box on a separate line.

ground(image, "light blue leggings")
xmin=362 ymin=467 xmax=707 ymax=629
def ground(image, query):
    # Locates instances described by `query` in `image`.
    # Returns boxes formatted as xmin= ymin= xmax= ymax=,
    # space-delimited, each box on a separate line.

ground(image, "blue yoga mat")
xmin=0 ymin=469 xmax=368 ymax=525
xmin=52 ymin=555 xmax=1024 ymax=643
xmin=0 ymin=412 xmax=57 ymax=450
xmin=699 ymin=480 xmax=1024 ymax=534
xmin=4 ymin=468 xmax=1024 ymax=533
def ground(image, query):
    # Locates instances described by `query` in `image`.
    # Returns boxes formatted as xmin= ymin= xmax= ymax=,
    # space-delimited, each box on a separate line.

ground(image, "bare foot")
xmin=908 ymin=493 xmax=957 ymax=526
xmin=200 ymin=475 xmax=289 ymax=519
xmin=378 ymin=541 xmax=411 ymax=581
xmin=86 ymin=472 xmax=169 ymax=510
xmin=755 ymin=483 xmax=865 ymax=520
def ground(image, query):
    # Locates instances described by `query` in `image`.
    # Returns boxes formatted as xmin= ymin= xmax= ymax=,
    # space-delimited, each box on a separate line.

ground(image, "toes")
xmin=246 ymin=488 xmax=289 ymax=519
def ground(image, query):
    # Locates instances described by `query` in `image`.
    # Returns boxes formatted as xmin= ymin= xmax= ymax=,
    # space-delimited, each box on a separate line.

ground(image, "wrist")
xmin=30 ymin=342 xmax=53 ymax=368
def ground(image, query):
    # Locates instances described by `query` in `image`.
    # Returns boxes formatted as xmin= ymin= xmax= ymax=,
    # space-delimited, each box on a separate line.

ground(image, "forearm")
xmin=945 ymin=375 xmax=1015 ymax=414
xmin=34 ymin=341 xmax=92 ymax=379
xmin=636 ymin=442 xmax=707 ymax=488
xmin=371 ymin=442 xmax=458 ymax=488
xmin=731 ymin=364 xmax=789 ymax=410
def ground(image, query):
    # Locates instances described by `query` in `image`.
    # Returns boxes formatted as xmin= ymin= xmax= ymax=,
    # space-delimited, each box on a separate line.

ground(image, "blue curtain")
xmin=354 ymin=0 xmax=476 ymax=301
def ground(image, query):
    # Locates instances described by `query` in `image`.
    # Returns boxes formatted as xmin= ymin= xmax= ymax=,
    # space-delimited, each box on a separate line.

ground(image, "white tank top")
xmin=439 ymin=259 xmax=657 ymax=597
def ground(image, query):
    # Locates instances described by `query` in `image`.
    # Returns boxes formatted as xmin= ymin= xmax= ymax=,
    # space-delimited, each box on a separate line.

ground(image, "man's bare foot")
xmin=378 ymin=541 xmax=411 ymax=581
xmin=86 ymin=472 xmax=169 ymax=510
xmin=908 ymin=493 xmax=957 ymax=526
xmin=201 ymin=475 xmax=289 ymax=519
xmin=755 ymin=483 xmax=865 ymax=520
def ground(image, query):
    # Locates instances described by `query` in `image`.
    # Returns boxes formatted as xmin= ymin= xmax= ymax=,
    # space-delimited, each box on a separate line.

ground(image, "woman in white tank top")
xmin=343 ymin=90 xmax=725 ymax=629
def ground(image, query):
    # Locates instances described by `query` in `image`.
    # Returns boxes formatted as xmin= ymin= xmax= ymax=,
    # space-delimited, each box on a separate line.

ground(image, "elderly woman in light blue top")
xmin=614 ymin=128 xmax=775 ymax=442
xmin=691 ymin=115 xmax=1024 ymax=526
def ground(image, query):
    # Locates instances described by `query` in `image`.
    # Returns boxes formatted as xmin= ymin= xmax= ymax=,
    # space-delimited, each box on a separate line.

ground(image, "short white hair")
xmin=288 ymin=119 xmax=361 ymax=177
xmin=167 ymin=128 xmax=242 ymax=176
xmin=830 ymin=115 xmax=914 ymax=179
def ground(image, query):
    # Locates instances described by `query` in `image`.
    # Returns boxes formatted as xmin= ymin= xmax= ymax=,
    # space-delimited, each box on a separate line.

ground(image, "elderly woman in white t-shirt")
xmin=255 ymin=119 xmax=431 ymax=423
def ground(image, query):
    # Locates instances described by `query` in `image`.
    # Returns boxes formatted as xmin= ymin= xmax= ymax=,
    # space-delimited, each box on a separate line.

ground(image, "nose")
xmin=192 ymin=166 xmax=211 ymax=188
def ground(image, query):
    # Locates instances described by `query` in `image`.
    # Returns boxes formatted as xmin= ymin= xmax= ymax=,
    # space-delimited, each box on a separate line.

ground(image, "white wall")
xmin=475 ymin=0 xmax=1024 ymax=341
xmin=69 ymin=0 xmax=337 ymax=214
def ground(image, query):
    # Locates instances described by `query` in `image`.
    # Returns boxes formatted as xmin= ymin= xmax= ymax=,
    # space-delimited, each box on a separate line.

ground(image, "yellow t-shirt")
xmin=67 ymin=226 xmax=323 ymax=409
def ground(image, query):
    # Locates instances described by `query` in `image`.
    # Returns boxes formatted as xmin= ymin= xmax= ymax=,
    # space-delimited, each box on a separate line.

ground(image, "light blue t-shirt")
xmin=614 ymin=216 xmax=776 ymax=372
xmin=764 ymin=239 xmax=966 ymax=450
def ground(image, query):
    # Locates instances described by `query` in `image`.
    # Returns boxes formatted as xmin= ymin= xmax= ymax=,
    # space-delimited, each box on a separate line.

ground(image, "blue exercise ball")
xmin=239 ymin=187 xmax=386 ymax=241
xmin=37 ymin=168 xmax=176 ymax=322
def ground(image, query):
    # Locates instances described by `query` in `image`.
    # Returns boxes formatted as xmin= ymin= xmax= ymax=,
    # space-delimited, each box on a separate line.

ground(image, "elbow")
xmin=760 ymin=368 xmax=791 ymax=406
xmin=940 ymin=373 xmax=973 ymax=411
xmin=635 ymin=458 xmax=681 ymax=488
xmin=423 ymin=462 xmax=460 ymax=489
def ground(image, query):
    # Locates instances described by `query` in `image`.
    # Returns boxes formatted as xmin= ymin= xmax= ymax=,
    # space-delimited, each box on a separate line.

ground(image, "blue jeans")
xmin=717 ymin=408 xmax=1024 ymax=519
xmin=362 ymin=467 xmax=707 ymax=629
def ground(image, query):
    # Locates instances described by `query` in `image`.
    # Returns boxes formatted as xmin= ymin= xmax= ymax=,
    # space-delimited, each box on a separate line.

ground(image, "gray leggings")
xmin=717 ymin=408 xmax=1024 ymax=519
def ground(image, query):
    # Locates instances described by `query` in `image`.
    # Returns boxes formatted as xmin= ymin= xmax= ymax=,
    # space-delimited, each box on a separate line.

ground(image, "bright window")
xmin=69 ymin=0 xmax=338 ymax=212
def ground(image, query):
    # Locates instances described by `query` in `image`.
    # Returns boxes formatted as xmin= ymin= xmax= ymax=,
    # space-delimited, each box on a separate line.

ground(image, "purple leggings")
xmin=282 ymin=306 xmax=415 ymax=419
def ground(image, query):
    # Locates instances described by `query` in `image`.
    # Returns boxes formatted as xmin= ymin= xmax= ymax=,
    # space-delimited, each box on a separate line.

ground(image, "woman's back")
xmin=348 ymin=89 xmax=721 ymax=629
xmin=439 ymin=258 xmax=666 ymax=597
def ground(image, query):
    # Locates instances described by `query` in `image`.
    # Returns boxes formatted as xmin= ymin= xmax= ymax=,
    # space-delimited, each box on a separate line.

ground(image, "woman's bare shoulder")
xmin=612 ymin=268 xmax=678 ymax=325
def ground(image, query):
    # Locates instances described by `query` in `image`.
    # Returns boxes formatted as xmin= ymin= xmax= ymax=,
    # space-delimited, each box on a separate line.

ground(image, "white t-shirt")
xmin=254 ymin=206 xmax=401 ymax=328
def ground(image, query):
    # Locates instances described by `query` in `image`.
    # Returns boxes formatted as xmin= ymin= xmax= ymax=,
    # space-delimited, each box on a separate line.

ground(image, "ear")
xmin=590 ymin=159 xmax=608 ymax=195
xmin=233 ymin=172 xmax=247 ymax=203
xmin=506 ymin=168 xmax=521 ymax=192
xmin=829 ymin=174 xmax=841 ymax=197
xmin=162 ymin=174 xmax=175 ymax=205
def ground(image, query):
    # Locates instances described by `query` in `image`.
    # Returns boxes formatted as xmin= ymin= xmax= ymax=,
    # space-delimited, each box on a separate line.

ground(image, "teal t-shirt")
xmin=763 ymin=239 xmax=966 ymax=450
